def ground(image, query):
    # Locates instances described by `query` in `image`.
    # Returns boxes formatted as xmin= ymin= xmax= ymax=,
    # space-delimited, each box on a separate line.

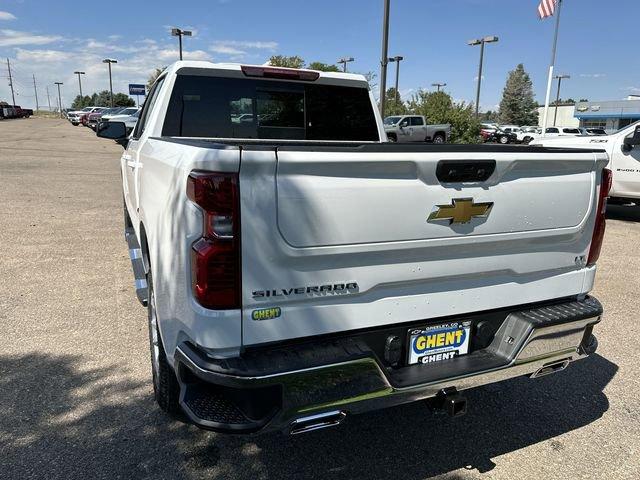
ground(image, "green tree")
xmin=268 ymin=55 xmax=305 ymax=69
xmin=147 ymin=67 xmax=166 ymax=89
xmin=498 ymin=64 xmax=538 ymax=125
xmin=382 ymin=87 xmax=407 ymax=116
xmin=407 ymin=90 xmax=480 ymax=144
xmin=71 ymin=95 xmax=92 ymax=109
xmin=307 ymin=61 xmax=340 ymax=72
xmin=113 ymin=93 xmax=135 ymax=107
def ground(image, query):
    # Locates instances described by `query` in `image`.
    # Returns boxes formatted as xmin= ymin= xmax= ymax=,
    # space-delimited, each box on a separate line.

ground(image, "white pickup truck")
xmin=98 ymin=61 xmax=608 ymax=435
xmin=530 ymin=121 xmax=640 ymax=204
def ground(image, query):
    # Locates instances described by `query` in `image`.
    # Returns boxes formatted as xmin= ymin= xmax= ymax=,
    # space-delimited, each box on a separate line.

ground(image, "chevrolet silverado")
xmin=97 ymin=61 xmax=609 ymax=435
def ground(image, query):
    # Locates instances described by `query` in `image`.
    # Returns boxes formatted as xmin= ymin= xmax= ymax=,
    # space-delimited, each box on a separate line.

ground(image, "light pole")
xmin=553 ymin=74 xmax=570 ymax=127
xmin=102 ymin=59 xmax=117 ymax=107
xmin=171 ymin=28 xmax=192 ymax=61
xmin=468 ymin=35 xmax=499 ymax=117
xmin=432 ymin=82 xmax=446 ymax=92
xmin=54 ymin=82 xmax=63 ymax=118
xmin=337 ymin=57 xmax=354 ymax=73
xmin=388 ymin=55 xmax=404 ymax=108
xmin=379 ymin=0 xmax=391 ymax=119
xmin=73 ymin=71 xmax=85 ymax=98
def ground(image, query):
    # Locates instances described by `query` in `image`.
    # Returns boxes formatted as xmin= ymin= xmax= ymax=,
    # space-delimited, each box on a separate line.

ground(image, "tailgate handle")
xmin=436 ymin=160 xmax=496 ymax=183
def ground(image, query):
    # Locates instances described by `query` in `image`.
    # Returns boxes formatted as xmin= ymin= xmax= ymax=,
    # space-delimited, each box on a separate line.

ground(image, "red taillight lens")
xmin=187 ymin=171 xmax=240 ymax=309
xmin=587 ymin=168 xmax=612 ymax=266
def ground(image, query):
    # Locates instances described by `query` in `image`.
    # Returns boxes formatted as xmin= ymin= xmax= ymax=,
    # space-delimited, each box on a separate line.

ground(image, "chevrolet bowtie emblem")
xmin=428 ymin=198 xmax=494 ymax=225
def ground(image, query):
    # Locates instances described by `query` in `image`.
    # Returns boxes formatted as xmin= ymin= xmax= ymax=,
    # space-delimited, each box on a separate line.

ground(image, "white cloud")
xmin=85 ymin=39 xmax=139 ymax=53
xmin=15 ymin=48 xmax=71 ymax=62
xmin=156 ymin=48 xmax=210 ymax=61
xmin=580 ymin=73 xmax=606 ymax=78
xmin=0 ymin=11 xmax=16 ymax=20
xmin=210 ymin=44 xmax=246 ymax=55
xmin=0 ymin=29 xmax=62 ymax=47
xmin=209 ymin=40 xmax=278 ymax=59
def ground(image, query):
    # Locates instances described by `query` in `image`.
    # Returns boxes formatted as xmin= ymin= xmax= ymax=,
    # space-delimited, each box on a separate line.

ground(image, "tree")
xmin=268 ymin=55 xmax=305 ymax=69
xmin=498 ymin=64 xmax=538 ymax=125
xmin=113 ymin=93 xmax=135 ymax=107
xmin=147 ymin=67 xmax=166 ymax=89
xmin=71 ymin=95 xmax=93 ymax=109
xmin=382 ymin=87 xmax=408 ymax=116
xmin=480 ymin=110 xmax=500 ymax=123
xmin=307 ymin=61 xmax=340 ymax=72
xmin=407 ymin=90 xmax=480 ymax=144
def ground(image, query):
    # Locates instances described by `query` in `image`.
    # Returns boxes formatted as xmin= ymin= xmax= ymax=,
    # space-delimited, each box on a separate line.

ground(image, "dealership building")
xmin=537 ymin=96 xmax=640 ymax=132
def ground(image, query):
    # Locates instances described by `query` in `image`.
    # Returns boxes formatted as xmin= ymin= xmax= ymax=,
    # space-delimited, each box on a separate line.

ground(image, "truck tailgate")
xmin=239 ymin=145 xmax=607 ymax=346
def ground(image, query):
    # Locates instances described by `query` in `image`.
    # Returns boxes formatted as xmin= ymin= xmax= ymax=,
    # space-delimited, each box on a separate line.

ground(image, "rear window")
xmin=162 ymin=75 xmax=379 ymax=141
xmin=563 ymin=128 xmax=581 ymax=134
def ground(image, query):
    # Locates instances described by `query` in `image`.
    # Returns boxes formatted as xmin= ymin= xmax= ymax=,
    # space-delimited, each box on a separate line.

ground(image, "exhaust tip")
xmin=289 ymin=410 xmax=346 ymax=435
xmin=531 ymin=359 xmax=570 ymax=379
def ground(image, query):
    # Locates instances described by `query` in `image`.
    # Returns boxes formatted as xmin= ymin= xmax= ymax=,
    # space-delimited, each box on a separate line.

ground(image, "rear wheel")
xmin=147 ymin=270 xmax=181 ymax=415
xmin=432 ymin=133 xmax=446 ymax=144
xmin=523 ymin=136 xmax=533 ymax=144
xmin=499 ymin=135 xmax=509 ymax=144
xmin=387 ymin=134 xmax=397 ymax=143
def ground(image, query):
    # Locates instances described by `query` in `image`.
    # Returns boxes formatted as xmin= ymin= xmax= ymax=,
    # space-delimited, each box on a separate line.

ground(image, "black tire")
xmin=147 ymin=270 xmax=181 ymax=415
xmin=432 ymin=133 xmax=446 ymax=144
xmin=387 ymin=134 xmax=397 ymax=143
xmin=499 ymin=135 xmax=509 ymax=144
xmin=523 ymin=136 xmax=533 ymax=144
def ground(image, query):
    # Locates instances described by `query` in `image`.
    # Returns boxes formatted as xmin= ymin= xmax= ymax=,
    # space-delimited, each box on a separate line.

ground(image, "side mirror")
xmin=97 ymin=121 xmax=127 ymax=140
xmin=622 ymin=125 xmax=640 ymax=152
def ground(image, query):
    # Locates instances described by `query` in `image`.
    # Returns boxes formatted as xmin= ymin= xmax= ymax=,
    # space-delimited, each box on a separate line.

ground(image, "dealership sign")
xmin=129 ymin=84 xmax=146 ymax=96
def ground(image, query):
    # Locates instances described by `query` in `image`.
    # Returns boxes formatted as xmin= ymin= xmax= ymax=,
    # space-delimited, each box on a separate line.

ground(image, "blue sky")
xmin=1 ymin=0 xmax=638 ymax=111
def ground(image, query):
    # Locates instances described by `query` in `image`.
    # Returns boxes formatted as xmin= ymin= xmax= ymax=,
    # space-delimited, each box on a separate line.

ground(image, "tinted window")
xmin=546 ymin=127 xmax=559 ymax=133
xmin=410 ymin=117 xmax=424 ymax=126
xmin=162 ymin=75 xmax=379 ymax=141
xmin=384 ymin=116 xmax=402 ymax=125
xmin=563 ymin=128 xmax=581 ymax=134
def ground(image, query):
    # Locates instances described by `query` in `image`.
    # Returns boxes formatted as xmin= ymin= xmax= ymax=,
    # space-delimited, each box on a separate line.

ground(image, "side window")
xmin=546 ymin=127 xmax=559 ymax=133
xmin=133 ymin=76 xmax=166 ymax=139
xmin=411 ymin=117 xmax=424 ymax=126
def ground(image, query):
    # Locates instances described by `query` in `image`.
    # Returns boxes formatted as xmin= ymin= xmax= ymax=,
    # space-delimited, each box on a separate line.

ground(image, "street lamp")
xmin=432 ymin=82 xmax=446 ymax=92
xmin=102 ymin=59 xmax=117 ymax=107
xmin=468 ymin=35 xmax=499 ymax=117
xmin=73 ymin=71 xmax=85 ymax=98
xmin=388 ymin=55 xmax=404 ymax=107
xmin=54 ymin=82 xmax=63 ymax=118
xmin=553 ymin=74 xmax=571 ymax=127
xmin=171 ymin=28 xmax=192 ymax=61
xmin=379 ymin=0 xmax=391 ymax=119
xmin=337 ymin=57 xmax=354 ymax=73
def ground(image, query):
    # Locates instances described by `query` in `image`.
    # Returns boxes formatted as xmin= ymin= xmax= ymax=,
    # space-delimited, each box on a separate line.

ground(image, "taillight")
xmin=187 ymin=171 xmax=240 ymax=309
xmin=240 ymin=65 xmax=320 ymax=81
xmin=587 ymin=168 xmax=612 ymax=266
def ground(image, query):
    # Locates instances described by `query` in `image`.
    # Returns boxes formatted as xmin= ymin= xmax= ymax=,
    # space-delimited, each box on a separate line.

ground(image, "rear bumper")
xmin=174 ymin=296 xmax=602 ymax=435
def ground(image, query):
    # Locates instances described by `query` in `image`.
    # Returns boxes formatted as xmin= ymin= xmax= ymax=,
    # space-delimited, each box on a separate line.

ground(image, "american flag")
xmin=538 ymin=0 xmax=557 ymax=19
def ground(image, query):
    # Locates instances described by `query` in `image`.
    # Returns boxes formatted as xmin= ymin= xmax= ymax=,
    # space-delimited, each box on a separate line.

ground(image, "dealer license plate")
xmin=407 ymin=321 xmax=472 ymax=365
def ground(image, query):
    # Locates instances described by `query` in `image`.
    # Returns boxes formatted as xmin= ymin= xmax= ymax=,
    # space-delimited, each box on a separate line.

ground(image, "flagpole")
xmin=541 ymin=0 xmax=563 ymax=137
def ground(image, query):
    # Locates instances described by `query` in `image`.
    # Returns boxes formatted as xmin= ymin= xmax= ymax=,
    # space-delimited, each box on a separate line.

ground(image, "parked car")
xmin=516 ymin=126 xmax=541 ymax=143
xmin=87 ymin=107 xmax=127 ymax=130
xmin=531 ymin=121 xmax=640 ymax=204
xmin=484 ymin=127 xmax=517 ymax=144
xmin=521 ymin=127 xmax=582 ymax=144
xmin=384 ymin=115 xmax=450 ymax=143
xmin=68 ymin=106 xmax=101 ymax=126
xmin=98 ymin=61 xmax=607 ymax=435
xmin=102 ymin=107 xmax=138 ymax=122
xmin=102 ymin=110 xmax=139 ymax=133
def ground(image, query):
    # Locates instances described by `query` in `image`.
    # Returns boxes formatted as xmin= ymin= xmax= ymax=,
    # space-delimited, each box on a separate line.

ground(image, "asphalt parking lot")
xmin=1 ymin=117 xmax=639 ymax=480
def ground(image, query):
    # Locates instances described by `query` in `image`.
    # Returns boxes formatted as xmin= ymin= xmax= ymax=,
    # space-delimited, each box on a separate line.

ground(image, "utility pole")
xmin=171 ymin=28 xmax=193 ymax=60
xmin=33 ymin=74 xmax=39 ymax=111
xmin=74 ymin=71 xmax=85 ymax=98
xmin=6 ymin=58 xmax=16 ymax=105
xmin=379 ymin=0 xmax=391 ymax=119
xmin=54 ymin=82 xmax=63 ymax=118
xmin=102 ymin=59 xmax=117 ymax=107
xmin=388 ymin=55 xmax=404 ymax=107
xmin=553 ymin=74 xmax=570 ymax=127
xmin=46 ymin=86 xmax=51 ymax=111
xmin=468 ymin=36 xmax=499 ymax=117
xmin=431 ymin=82 xmax=447 ymax=92
xmin=337 ymin=57 xmax=354 ymax=73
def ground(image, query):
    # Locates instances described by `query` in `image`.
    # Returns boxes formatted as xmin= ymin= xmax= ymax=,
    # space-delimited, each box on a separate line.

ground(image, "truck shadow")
xmin=606 ymin=204 xmax=640 ymax=222
xmin=0 ymin=352 xmax=616 ymax=479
